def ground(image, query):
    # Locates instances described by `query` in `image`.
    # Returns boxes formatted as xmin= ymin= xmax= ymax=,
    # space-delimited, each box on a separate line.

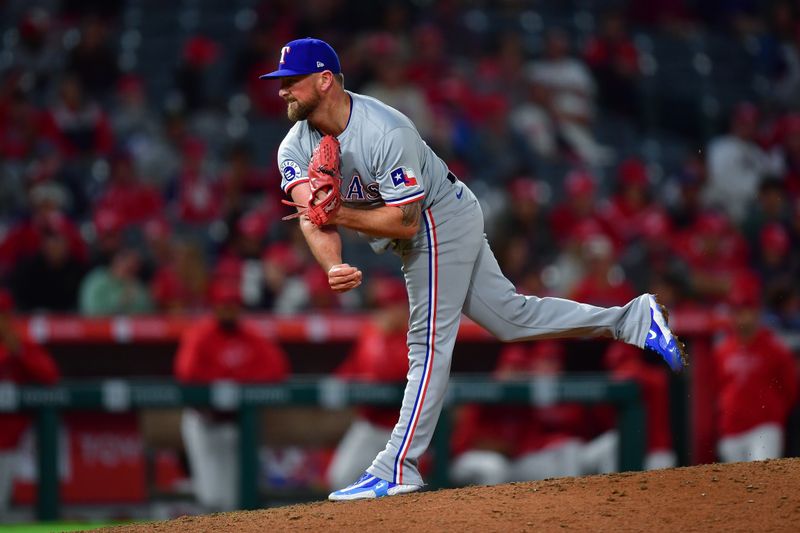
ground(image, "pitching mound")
xmin=100 ymin=458 xmax=799 ymax=532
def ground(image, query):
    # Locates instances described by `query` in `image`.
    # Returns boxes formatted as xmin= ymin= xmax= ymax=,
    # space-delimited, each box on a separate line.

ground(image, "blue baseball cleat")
xmin=644 ymin=295 xmax=688 ymax=372
xmin=328 ymin=472 xmax=422 ymax=501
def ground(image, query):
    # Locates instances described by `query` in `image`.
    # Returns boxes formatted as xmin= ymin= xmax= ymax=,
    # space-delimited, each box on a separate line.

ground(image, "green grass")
xmin=0 ymin=522 xmax=129 ymax=532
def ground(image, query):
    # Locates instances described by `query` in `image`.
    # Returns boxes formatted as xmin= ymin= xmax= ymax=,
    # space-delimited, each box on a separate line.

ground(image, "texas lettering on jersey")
xmin=345 ymin=175 xmax=381 ymax=201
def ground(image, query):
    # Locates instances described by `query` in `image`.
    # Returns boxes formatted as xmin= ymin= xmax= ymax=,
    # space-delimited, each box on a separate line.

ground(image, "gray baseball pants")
xmin=366 ymin=184 xmax=651 ymax=486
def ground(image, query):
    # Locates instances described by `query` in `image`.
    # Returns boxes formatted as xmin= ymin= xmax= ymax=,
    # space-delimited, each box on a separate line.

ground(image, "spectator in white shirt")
xmin=705 ymin=102 xmax=782 ymax=223
xmin=528 ymin=29 xmax=613 ymax=166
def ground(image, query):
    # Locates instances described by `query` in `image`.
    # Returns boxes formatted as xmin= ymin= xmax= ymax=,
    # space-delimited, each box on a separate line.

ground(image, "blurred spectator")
xmin=7 ymin=9 xmax=63 ymax=97
xmin=510 ymin=78 xmax=560 ymax=161
xmin=92 ymin=151 xmax=164 ymax=230
xmin=569 ymin=233 xmax=636 ymax=308
xmin=362 ymin=46 xmax=435 ymax=141
xmin=491 ymin=177 xmax=557 ymax=286
xmin=111 ymin=75 xmax=163 ymax=174
xmin=741 ymin=178 xmax=791 ymax=249
xmin=0 ymin=290 xmax=59 ymax=512
xmin=151 ymin=240 xmax=209 ymax=315
xmin=78 ymin=248 xmax=153 ymax=316
xmin=528 ymin=29 xmax=613 ymax=166
xmin=406 ymin=24 xmax=454 ymax=104
xmin=174 ymin=280 xmax=289 ymax=511
xmin=770 ymin=11 xmax=800 ymax=110
xmin=474 ymin=32 xmax=530 ymax=107
xmin=0 ymin=192 xmax=87 ymax=282
xmin=713 ymin=274 xmax=798 ymax=462
xmin=754 ymin=223 xmax=799 ymax=311
xmin=138 ymin=217 xmax=174 ymax=277
xmin=544 ymin=219 xmax=614 ymax=297
xmin=137 ymin=111 xmax=190 ymax=188
xmin=174 ymin=139 xmax=222 ymax=227
xmin=665 ymin=154 xmax=708 ymax=230
xmin=600 ymin=158 xmax=666 ymax=246
xmin=65 ymin=15 xmax=120 ymax=100
xmin=620 ymin=210 xmax=690 ymax=294
xmin=549 ymin=170 xmax=609 ymax=246
xmin=261 ymin=234 xmax=312 ymax=312
xmin=9 ymin=217 xmax=86 ymax=312
xmin=450 ymin=341 xmax=584 ymax=486
xmin=89 ymin=207 xmax=126 ymax=269
xmin=0 ymin=89 xmax=47 ymax=163
xmin=41 ymin=75 xmax=114 ymax=160
xmin=674 ymin=210 xmax=750 ymax=304
xmin=327 ymin=277 xmax=409 ymax=489
xmin=176 ymin=36 xmax=220 ymax=113
xmin=583 ymin=10 xmax=641 ymax=119
xmin=218 ymin=143 xmax=274 ymax=225
xmin=704 ymin=102 xmax=780 ymax=223
xmin=772 ymin=113 xmax=800 ymax=197
xmin=214 ymin=210 xmax=273 ymax=309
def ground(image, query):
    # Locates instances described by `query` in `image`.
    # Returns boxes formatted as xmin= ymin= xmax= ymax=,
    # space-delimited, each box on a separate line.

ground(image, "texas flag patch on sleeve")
xmin=390 ymin=167 xmax=419 ymax=187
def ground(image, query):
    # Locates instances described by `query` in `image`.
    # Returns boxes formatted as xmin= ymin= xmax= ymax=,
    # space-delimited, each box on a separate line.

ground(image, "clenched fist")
xmin=328 ymin=263 xmax=362 ymax=293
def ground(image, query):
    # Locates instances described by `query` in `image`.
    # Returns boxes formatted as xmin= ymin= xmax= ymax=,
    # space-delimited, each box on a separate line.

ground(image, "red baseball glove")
xmin=282 ymin=135 xmax=342 ymax=226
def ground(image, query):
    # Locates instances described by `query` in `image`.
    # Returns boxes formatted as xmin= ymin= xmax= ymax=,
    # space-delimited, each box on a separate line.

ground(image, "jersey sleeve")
xmin=373 ymin=127 xmax=426 ymax=206
xmin=277 ymin=139 xmax=311 ymax=196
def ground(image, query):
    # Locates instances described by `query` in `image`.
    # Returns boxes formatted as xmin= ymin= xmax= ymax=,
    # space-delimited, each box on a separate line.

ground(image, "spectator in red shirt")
xmin=569 ymin=232 xmax=636 ymax=308
xmin=549 ymin=170 xmax=610 ymax=246
xmin=41 ymin=75 xmax=113 ymax=159
xmin=713 ymin=274 xmax=798 ymax=462
xmin=0 ymin=290 xmax=59 ymax=511
xmin=174 ymin=280 xmax=289 ymax=511
xmin=327 ymin=277 xmax=410 ymax=489
xmin=174 ymin=139 xmax=222 ymax=226
xmin=674 ymin=210 xmax=750 ymax=304
xmin=0 ymin=187 xmax=87 ymax=281
xmin=600 ymin=158 xmax=669 ymax=246
xmin=92 ymin=152 xmax=164 ymax=231
xmin=0 ymin=90 xmax=46 ymax=162
xmin=150 ymin=240 xmax=209 ymax=315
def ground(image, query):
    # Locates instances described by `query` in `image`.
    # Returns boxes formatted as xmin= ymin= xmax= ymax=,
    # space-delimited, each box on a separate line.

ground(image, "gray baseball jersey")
xmin=277 ymin=91 xmax=653 ymax=487
xmin=278 ymin=92 xmax=451 ymax=254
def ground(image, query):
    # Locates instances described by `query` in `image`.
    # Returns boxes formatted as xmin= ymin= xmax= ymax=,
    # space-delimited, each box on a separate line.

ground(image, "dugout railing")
xmin=0 ymin=377 xmax=644 ymax=520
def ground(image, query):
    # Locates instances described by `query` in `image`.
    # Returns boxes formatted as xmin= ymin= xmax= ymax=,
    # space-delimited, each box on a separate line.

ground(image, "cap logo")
xmin=316 ymin=61 xmax=324 ymax=68
xmin=279 ymin=46 xmax=291 ymax=65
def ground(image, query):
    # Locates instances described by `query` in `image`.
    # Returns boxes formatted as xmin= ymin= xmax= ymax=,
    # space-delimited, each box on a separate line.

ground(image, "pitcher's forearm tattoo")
xmin=400 ymin=202 xmax=422 ymax=227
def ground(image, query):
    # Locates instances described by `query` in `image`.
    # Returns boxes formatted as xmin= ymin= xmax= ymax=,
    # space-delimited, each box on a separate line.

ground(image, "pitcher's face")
xmin=278 ymin=74 xmax=321 ymax=122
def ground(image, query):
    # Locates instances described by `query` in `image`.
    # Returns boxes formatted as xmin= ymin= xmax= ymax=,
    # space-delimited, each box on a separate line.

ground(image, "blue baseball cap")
xmin=259 ymin=37 xmax=341 ymax=79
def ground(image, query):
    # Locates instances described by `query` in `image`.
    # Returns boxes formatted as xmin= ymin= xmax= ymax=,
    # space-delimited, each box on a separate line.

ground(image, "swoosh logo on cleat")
xmin=648 ymin=330 xmax=657 ymax=340
xmin=455 ymin=187 xmax=463 ymax=199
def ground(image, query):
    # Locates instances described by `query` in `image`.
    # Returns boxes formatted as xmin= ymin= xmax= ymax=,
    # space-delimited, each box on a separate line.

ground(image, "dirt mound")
xmin=100 ymin=459 xmax=799 ymax=532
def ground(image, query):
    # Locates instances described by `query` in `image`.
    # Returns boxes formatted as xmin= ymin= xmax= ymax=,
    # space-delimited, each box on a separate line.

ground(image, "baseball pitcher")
xmin=261 ymin=37 xmax=687 ymax=501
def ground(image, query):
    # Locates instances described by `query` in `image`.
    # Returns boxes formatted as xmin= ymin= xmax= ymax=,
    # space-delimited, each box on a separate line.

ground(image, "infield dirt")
xmin=97 ymin=458 xmax=799 ymax=532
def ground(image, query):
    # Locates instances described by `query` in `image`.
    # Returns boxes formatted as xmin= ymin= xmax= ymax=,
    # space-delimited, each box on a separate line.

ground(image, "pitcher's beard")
xmin=286 ymin=96 xmax=319 ymax=122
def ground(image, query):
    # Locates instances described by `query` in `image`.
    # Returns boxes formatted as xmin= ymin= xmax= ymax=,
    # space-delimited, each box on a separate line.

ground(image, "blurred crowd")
xmin=0 ymin=0 xmax=799 ymax=327
xmin=2 ymin=0 xmax=800 ymax=509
